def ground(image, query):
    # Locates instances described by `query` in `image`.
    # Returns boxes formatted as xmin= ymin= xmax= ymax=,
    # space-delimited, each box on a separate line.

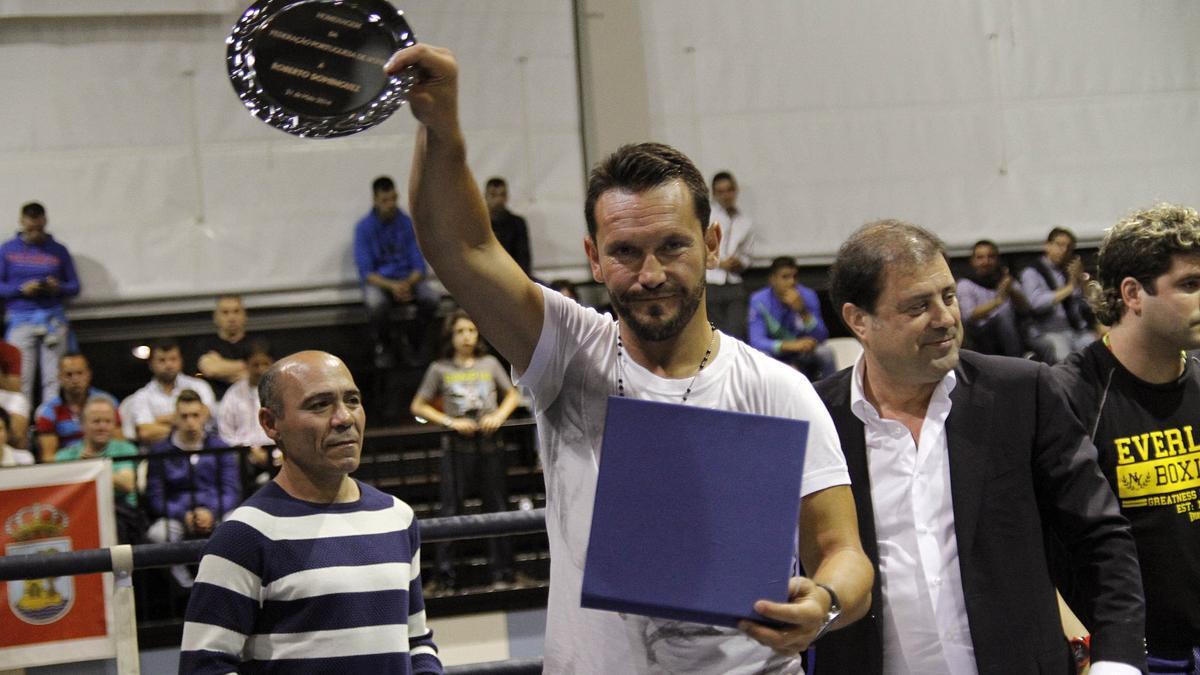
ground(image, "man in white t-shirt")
xmin=121 ymin=339 xmax=217 ymax=448
xmin=387 ymin=45 xmax=873 ymax=674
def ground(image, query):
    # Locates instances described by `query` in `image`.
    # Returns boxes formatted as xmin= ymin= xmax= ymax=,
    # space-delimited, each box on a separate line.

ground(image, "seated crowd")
xmin=0 ymin=206 xmax=1164 ymax=562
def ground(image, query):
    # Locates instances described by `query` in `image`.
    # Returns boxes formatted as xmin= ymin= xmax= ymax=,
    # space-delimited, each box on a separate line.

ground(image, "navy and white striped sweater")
xmin=179 ymin=480 xmax=441 ymax=674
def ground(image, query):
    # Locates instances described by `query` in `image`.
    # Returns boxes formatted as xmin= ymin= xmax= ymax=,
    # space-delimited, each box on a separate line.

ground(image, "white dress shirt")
xmin=706 ymin=202 xmax=754 ymax=286
xmin=851 ymin=359 xmax=975 ymax=675
xmin=849 ymin=357 xmax=1138 ymax=675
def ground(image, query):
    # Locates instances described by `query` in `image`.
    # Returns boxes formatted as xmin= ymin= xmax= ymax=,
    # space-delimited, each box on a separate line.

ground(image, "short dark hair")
xmin=768 ymin=256 xmax=799 ymax=276
xmin=584 ymin=142 xmax=710 ymax=240
xmin=439 ymin=309 xmax=487 ymax=359
xmin=372 ymin=176 xmax=396 ymax=195
xmin=1047 ymin=226 xmax=1076 ymax=245
xmin=175 ymin=389 xmax=203 ymax=407
xmin=246 ymin=338 xmax=273 ymax=360
xmin=972 ymin=239 xmax=998 ymax=253
xmin=829 ymin=219 xmax=947 ymax=316
xmin=485 ymin=177 xmax=507 ymax=190
xmin=712 ymin=171 xmax=735 ymax=189
xmin=258 ymin=362 xmax=285 ymax=416
xmin=548 ymin=278 xmax=577 ymax=295
xmin=149 ymin=338 xmax=180 ymax=358
xmin=59 ymin=351 xmax=88 ymax=368
xmin=1091 ymin=203 xmax=1200 ymax=325
xmin=20 ymin=202 xmax=45 ymax=219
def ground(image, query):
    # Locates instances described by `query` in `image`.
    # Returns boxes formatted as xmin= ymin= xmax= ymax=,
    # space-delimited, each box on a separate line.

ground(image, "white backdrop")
xmin=0 ymin=0 xmax=585 ymax=311
xmin=639 ymin=0 xmax=1200 ymax=262
xmin=2 ymin=1 xmax=1198 ymax=313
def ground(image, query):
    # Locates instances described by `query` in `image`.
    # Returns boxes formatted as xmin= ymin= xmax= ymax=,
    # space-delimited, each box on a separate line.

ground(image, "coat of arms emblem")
xmin=5 ymin=503 xmax=74 ymax=625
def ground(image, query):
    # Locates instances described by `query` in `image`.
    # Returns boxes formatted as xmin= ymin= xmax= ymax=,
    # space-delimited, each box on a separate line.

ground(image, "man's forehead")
xmin=882 ymin=259 xmax=953 ymax=298
xmin=1165 ymin=253 xmax=1200 ymax=276
xmin=596 ymin=183 xmax=699 ymax=235
xmin=279 ymin=358 xmax=357 ymax=396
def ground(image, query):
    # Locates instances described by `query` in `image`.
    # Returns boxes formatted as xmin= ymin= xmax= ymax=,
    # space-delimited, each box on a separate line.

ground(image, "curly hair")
xmin=1090 ymin=203 xmax=1200 ymax=325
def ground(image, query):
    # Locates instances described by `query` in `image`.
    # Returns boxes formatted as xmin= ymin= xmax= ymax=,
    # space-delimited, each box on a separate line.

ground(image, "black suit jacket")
xmin=812 ymin=350 xmax=1145 ymax=675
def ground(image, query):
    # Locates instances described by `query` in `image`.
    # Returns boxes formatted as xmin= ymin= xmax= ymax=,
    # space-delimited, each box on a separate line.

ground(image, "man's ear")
xmin=705 ymin=222 xmax=722 ymax=270
xmin=258 ymin=407 xmax=280 ymax=444
xmin=1119 ymin=276 xmax=1144 ymax=316
xmin=584 ymin=236 xmax=604 ymax=283
xmin=841 ymin=303 xmax=870 ymax=342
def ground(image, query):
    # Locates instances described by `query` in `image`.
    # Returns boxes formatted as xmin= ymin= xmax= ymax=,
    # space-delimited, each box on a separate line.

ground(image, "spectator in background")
xmin=35 ymin=352 xmax=120 ymax=463
xmin=217 ymin=341 xmax=276 ymax=485
xmin=55 ymin=397 xmax=141 ymax=543
xmin=354 ymin=175 xmax=439 ymax=369
xmin=548 ymin=278 xmax=578 ymax=301
xmin=0 ymin=202 xmax=80 ymax=405
xmin=145 ymin=389 xmax=239 ymax=588
xmin=956 ymin=240 xmax=1030 ymax=357
xmin=1020 ymin=226 xmax=1096 ymax=362
xmin=706 ymin=171 xmax=755 ymax=338
xmin=748 ymin=256 xmax=836 ymax=381
xmin=195 ymin=295 xmax=253 ymax=400
xmin=411 ymin=310 xmax=521 ymax=589
xmin=0 ymin=339 xmax=22 ymax=393
xmin=122 ymin=339 xmax=217 ymax=447
xmin=0 ymin=383 xmax=30 ymax=454
xmin=0 ymin=408 xmax=34 ymax=467
xmin=485 ymin=177 xmax=532 ymax=277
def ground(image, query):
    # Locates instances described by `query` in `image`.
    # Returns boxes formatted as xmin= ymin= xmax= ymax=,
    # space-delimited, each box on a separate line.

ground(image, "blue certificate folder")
xmin=581 ymin=396 xmax=809 ymax=628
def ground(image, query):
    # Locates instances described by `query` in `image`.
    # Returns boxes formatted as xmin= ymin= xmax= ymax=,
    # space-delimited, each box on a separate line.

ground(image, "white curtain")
xmin=0 ymin=0 xmax=586 ymax=311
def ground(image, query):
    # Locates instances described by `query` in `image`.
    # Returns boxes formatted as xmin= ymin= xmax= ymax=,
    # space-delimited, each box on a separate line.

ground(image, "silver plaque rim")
xmin=226 ymin=0 xmax=418 ymax=139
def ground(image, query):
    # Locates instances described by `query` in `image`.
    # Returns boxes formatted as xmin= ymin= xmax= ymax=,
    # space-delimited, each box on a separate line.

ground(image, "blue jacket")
xmin=0 ymin=234 xmax=79 ymax=313
xmin=353 ymin=208 xmax=427 ymax=282
xmin=747 ymin=284 xmax=830 ymax=356
xmin=145 ymin=433 xmax=241 ymax=521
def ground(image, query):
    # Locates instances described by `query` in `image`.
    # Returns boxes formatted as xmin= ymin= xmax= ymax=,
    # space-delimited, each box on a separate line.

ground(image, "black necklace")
xmin=615 ymin=321 xmax=717 ymax=402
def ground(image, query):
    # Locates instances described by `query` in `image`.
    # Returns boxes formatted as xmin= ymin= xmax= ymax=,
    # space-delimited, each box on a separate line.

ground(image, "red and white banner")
xmin=0 ymin=459 xmax=116 ymax=668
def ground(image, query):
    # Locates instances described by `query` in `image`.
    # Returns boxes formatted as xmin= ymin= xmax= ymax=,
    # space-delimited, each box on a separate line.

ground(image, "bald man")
xmin=180 ymin=351 xmax=442 ymax=674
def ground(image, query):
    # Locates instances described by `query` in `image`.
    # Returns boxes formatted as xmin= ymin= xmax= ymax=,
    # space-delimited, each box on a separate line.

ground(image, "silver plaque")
xmin=227 ymin=0 xmax=417 ymax=138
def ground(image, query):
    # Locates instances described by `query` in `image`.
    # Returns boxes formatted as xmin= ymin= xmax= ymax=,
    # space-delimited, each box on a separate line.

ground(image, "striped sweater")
xmin=179 ymin=480 xmax=441 ymax=674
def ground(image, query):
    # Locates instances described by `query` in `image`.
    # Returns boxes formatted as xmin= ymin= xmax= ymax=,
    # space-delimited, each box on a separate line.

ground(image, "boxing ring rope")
xmin=0 ymin=508 xmax=548 ymax=675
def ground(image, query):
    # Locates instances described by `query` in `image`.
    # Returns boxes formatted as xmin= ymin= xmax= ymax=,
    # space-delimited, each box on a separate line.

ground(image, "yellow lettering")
xmin=1187 ymin=425 xmax=1200 ymax=452
xmin=1151 ymin=430 xmax=1168 ymax=459
xmin=1165 ymin=428 xmax=1186 ymax=457
xmin=1115 ymin=437 xmax=1134 ymax=465
xmin=1131 ymin=434 xmax=1152 ymax=462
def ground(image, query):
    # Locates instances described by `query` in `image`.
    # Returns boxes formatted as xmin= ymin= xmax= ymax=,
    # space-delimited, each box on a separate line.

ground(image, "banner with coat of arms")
xmin=0 ymin=459 xmax=116 ymax=668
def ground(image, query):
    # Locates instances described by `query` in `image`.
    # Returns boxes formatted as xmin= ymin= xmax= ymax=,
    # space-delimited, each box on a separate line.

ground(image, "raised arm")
xmin=385 ymin=45 xmax=543 ymax=372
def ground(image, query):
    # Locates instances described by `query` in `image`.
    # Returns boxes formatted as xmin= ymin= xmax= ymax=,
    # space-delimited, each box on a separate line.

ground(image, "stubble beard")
xmin=609 ymin=279 xmax=706 ymax=343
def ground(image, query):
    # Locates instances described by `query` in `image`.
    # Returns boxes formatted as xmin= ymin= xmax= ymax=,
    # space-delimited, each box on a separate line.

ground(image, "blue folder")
xmin=581 ymin=396 xmax=809 ymax=627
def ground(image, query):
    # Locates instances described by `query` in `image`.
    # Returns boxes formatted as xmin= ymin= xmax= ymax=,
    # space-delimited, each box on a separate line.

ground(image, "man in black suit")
xmin=810 ymin=219 xmax=1145 ymax=675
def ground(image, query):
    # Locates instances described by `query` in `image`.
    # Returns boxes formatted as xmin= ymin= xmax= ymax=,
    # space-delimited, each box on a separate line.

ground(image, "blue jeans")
xmin=362 ymin=282 xmax=439 ymax=354
xmin=6 ymin=312 xmax=70 ymax=404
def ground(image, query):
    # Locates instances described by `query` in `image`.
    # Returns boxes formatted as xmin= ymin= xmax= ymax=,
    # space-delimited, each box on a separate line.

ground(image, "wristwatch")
xmin=812 ymin=582 xmax=842 ymax=642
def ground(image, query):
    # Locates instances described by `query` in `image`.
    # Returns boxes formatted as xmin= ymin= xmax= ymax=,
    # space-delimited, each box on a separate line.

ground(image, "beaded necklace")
xmin=615 ymin=321 xmax=717 ymax=402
